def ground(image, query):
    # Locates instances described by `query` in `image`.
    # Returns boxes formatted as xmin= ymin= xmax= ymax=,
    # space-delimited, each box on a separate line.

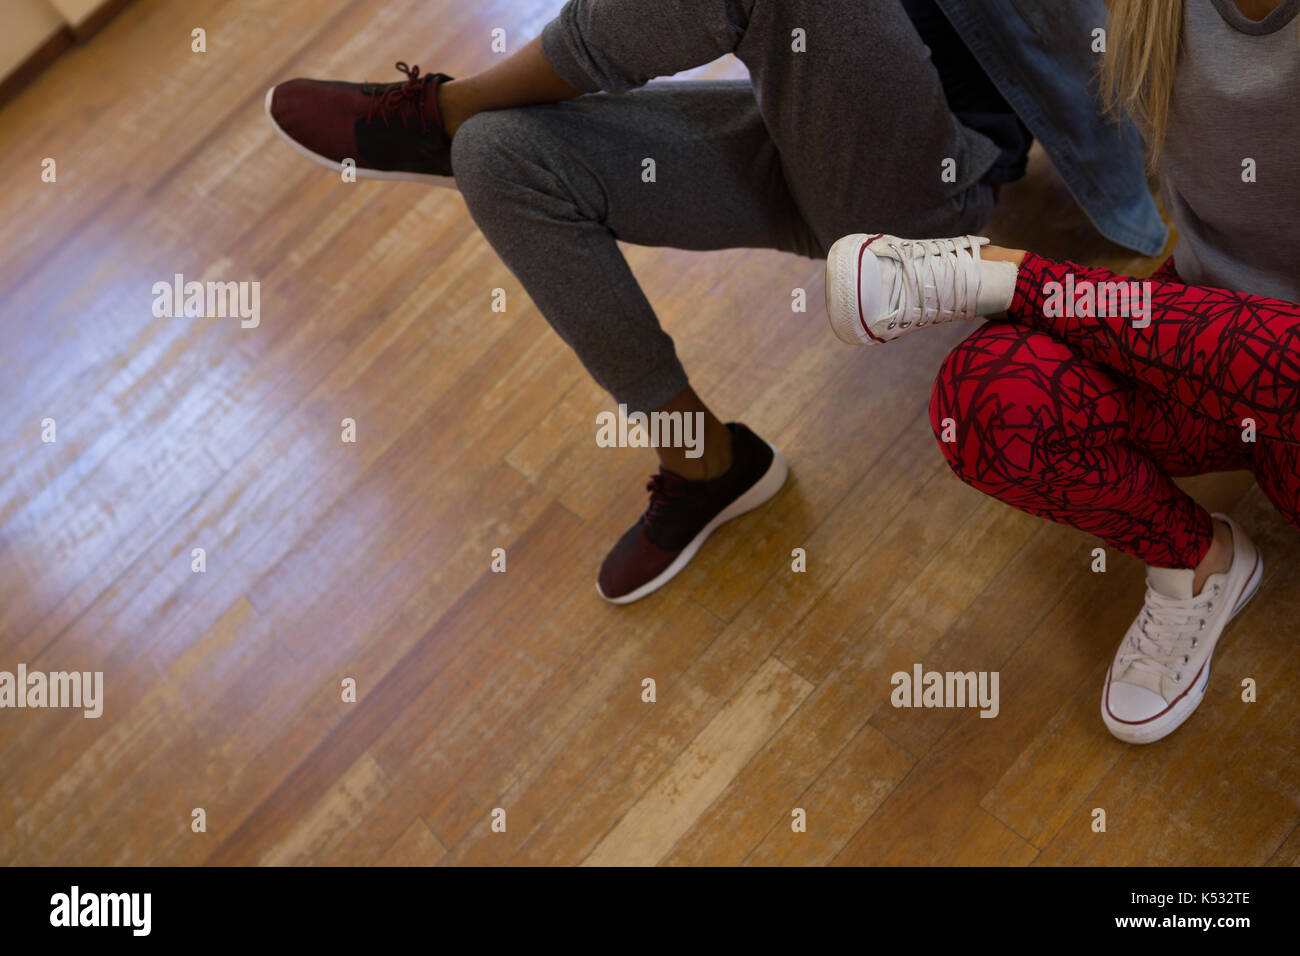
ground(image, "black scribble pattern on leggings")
xmin=929 ymin=254 xmax=1300 ymax=569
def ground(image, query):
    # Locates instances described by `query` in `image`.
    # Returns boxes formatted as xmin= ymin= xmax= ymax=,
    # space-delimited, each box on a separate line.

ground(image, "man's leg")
xmin=443 ymin=0 xmax=1001 ymax=475
xmin=451 ymin=79 xmax=818 ymax=452
xmin=445 ymin=1 xmax=1002 ymax=603
xmin=270 ymin=0 xmax=1002 ymax=602
xmin=452 ymin=82 xmax=807 ymax=601
xmin=532 ymin=0 xmax=1001 ymax=247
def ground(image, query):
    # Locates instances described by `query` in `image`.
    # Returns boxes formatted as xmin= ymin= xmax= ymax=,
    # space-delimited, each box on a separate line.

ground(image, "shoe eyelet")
xmin=1192 ymin=637 xmax=1198 ymax=647
xmin=1183 ymin=655 xmax=1190 ymax=664
xmin=1175 ymin=673 xmax=1182 ymax=682
xmin=1199 ymin=621 xmax=1205 ymax=630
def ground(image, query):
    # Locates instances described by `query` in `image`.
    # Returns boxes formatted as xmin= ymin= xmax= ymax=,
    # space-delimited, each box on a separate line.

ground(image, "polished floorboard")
xmin=0 ymin=0 xmax=1296 ymax=865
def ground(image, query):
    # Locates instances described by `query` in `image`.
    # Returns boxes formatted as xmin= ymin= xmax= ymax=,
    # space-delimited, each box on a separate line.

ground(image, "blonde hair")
xmin=1099 ymin=0 xmax=1185 ymax=167
xmin=1101 ymin=0 xmax=1300 ymax=166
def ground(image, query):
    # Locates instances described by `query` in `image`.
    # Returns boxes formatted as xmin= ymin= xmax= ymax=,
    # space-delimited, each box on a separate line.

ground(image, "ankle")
xmin=1192 ymin=519 xmax=1233 ymax=595
xmin=983 ymin=245 xmax=1027 ymax=267
xmin=659 ymin=423 xmax=733 ymax=481
xmin=434 ymin=78 xmax=473 ymax=137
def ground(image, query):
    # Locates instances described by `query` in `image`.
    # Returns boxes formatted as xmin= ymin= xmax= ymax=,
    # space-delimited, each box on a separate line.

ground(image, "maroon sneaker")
xmin=597 ymin=423 xmax=789 ymax=605
xmin=265 ymin=61 xmax=455 ymax=186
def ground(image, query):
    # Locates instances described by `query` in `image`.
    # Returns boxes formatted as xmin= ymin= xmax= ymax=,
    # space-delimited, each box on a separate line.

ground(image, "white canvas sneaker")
xmin=825 ymin=233 xmax=988 ymax=346
xmin=1101 ymin=514 xmax=1263 ymax=744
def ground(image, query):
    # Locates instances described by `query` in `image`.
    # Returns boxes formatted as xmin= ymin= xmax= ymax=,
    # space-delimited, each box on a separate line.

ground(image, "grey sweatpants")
xmin=451 ymin=0 xmax=1002 ymax=413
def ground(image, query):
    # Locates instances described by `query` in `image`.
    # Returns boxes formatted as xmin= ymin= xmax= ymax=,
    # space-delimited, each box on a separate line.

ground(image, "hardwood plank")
xmin=1 ymin=0 xmax=1288 ymax=869
xmin=582 ymin=658 xmax=813 ymax=866
xmin=260 ymin=752 xmax=392 ymax=865
xmin=375 ymin=820 xmax=448 ymax=866
xmin=676 ymin=695 xmax=916 ymax=866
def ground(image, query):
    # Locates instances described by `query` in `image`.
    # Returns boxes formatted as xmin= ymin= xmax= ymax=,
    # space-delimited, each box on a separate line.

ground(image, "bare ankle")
xmin=659 ymin=428 xmax=732 ymax=481
xmin=435 ymin=79 xmax=473 ymax=138
xmin=651 ymin=387 xmax=732 ymax=480
xmin=1192 ymin=519 xmax=1233 ymax=595
xmin=982 ymin=245 xmax=1027 ymax=267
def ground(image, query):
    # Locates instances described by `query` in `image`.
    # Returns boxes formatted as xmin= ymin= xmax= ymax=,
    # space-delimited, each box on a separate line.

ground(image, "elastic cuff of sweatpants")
xmin=612 ymin=362 xmax=691 ymax=418
xmin=540 ymin=8 xmax=607 ymax=95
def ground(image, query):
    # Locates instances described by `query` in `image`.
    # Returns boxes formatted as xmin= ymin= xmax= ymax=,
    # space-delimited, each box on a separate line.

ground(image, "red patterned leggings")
xmin=930 ymin=253 xmax=1300 ymax=568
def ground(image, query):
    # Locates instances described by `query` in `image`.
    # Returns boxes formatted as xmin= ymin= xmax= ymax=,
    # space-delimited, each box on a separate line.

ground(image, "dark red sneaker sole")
xmin=596 ymin=442 xmax=789 ymax=605
xmin=264 ymin=86 xmax=457 ymax=189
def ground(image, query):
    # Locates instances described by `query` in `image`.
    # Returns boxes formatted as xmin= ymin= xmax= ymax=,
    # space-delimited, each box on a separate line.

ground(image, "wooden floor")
xmin=1 ymin=0 xmax=1297 ymax=867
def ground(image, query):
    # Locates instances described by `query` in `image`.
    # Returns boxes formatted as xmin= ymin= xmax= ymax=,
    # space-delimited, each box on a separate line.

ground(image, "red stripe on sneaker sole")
xmin=857 ymin=234 xmax=885 ymax=344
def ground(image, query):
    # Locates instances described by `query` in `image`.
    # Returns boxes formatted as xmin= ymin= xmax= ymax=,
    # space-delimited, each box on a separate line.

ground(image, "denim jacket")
xmin=935 ymin=0 xmax=1169 ymax=255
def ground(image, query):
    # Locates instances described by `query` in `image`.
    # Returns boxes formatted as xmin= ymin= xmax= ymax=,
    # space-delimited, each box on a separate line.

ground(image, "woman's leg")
xmin=930 ymin=322 xmax=1250 ymax=569
xmin=931 ymin=321 xmax=1266 ymax=742
xmin=998 ymin=251 xmax=1300 ymax=445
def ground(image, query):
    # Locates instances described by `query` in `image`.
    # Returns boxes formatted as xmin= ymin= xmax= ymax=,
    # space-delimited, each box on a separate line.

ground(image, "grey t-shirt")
xmin=1160 ymin=0 xmax=1300 ymax=301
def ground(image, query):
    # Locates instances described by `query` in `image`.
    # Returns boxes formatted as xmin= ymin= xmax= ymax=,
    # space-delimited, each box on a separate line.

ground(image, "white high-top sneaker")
xmin=825 ymin=233 xmax=988 ymax=346
xmin=1101 ymin=514 xmax=1263 ymax=744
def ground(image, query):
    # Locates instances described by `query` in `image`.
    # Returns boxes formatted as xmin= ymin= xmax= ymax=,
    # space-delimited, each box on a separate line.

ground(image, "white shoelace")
xmin=882 ymin=236 xmax=984 ymax=331
xmin=1117 ymin=583 xmax=1219 ymax=684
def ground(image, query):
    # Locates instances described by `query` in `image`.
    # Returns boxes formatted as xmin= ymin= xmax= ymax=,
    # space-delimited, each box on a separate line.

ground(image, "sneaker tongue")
xmin=1146 ymin=565 xmax=1195 ymax=600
